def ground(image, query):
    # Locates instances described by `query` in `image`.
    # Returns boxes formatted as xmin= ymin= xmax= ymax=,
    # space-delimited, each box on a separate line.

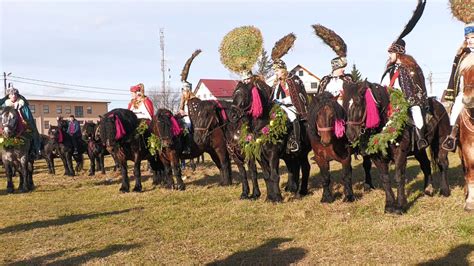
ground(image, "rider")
xmin=128 ymin=83 xmax=154 ymax=123
xmin=272 ymin=59 xmax=309 ymax=152
xmin=178 ymin=81 xmax=194 ymax=155
xmin=0 ymin=87 xmax=42 ymax=157
xmin=318 ymin=57 xmax=353 ymax=105
xmin=441 ymin=22 xmax=474 ymax=151
xmin=381 ymin=39 xmax=429 ymax=150
xmin=67 ymin=114 xmax=81 ymax=155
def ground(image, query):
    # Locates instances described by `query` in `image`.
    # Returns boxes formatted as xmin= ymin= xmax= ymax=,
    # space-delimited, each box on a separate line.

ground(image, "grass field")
xmin=0 ymin=152 xmax=473 ymax=265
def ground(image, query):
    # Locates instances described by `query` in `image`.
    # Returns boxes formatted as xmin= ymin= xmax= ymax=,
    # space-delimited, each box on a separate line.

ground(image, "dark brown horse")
xmin=343 ymin=81 xmax=451 ymax=214
xmin=457 ymin=54 xmax=474 ymax=211
xmin=231 ymin=80 xmax=311 ymax=202
xmin=193 ymin=100 xmax=260 ymax=199
xmin=307 ymin=92 xmax=356 ymax=202
xmin=83 ymin=121 xmax=118 ymax=176
xmin=99 ymin=108 xmax=163 ymax=192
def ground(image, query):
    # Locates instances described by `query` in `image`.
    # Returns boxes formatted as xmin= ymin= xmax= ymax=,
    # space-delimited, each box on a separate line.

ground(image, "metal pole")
xmin=3 ymin=72 xmax=7 ymax=95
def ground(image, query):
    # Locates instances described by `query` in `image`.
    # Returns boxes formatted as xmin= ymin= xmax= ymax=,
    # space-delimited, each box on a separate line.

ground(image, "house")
xmin=194 ymin=79 xmax=239 ymax=102
xmin=25 ymin=96 xmax=109 ymax=134
xmin=267 ymin=64 xmax=321 ymax=95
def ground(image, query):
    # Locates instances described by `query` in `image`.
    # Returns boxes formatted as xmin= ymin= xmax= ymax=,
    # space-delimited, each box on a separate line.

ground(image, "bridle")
xmin=194 ymin=112 xmax=227 ymax=140
xmin=346 ymin=102 xmax=367 ymax=135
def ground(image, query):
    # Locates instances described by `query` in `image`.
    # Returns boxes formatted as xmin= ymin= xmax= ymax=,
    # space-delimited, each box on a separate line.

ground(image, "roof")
xmin=291 ymin=65 xmax=321 ymax=81
xmin=24 ymin=95 xmax=110 ymax=103
xmin=194 ymin=79 xmax=239 ymax=98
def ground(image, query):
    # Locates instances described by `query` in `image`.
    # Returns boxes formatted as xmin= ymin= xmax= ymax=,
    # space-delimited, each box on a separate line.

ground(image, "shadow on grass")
xmin=7 ymin=243 xmax=141 ymax=266
xmin=418 ymin=243 xmax=474 ymax=265
xmin=207 ymin=238 xmax=307 ymax=265
xmin=0 ymin=207 xmax=143 ymax=235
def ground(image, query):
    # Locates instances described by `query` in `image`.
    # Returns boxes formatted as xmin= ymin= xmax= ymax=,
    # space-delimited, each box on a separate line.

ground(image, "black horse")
xmin=99 ymin=108 xmax=163 ymax=192
xmin=343 ymin=81 xmax=451 ymax=214
xmin=83 ymin=121 xmax=118 ymax=176
xmin=40 ymin=134 xmax=58 ymax=174
xmin=193 ymin=100 xmax=260 ymax=199
xmin=231 ymin=80 xmax=311 ymax=202
xmin=1 ymin=107 xmax=35 ymax=193
xmin=48 ymin=118 xmax=85 ymax=176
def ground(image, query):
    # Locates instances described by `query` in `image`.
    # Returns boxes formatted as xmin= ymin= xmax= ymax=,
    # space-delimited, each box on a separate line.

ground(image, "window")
xmin=86 ymin=106 xmax=92 ymax=114
xmin=75 ymin=106 xmax=84 ymax=117
xmin=298 ymin=70 xmax=304 ymax=76
xmin=311 ymin=82 xmax=318 ymax=89
xmin=43 ymin=105 xmax=49 ymax=114
xmin=30 ymin=105 xmax=36 ymax=114
xmin=56 ymin=105 xmax=62 ymax=114
xmin=44 ymin=121 xmax=50 ymax=130
xmin=65 ymin=105 xmax=71 ymax=114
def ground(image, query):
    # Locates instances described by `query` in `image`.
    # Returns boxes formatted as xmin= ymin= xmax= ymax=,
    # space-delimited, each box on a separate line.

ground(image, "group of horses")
xmin=1 ymin=64 xmax=473 ymax=214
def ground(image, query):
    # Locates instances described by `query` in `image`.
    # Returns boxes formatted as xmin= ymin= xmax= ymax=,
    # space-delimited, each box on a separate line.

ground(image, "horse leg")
xmin=316 ymin=158 xmax=334 ymax=203
xmin=5 ymin=163 xmax=14 ymax=193
xmin=414 ymin=150 xmax=433 ymax=196
xmin=19 ymin=157 xmax=29 ymax=192
xmin=235 ymin=157 xmax=250 ymax=199
xmin=248 ymin=159 xmax=261 ymax=199
xmin=66 ymin=152 xmax=75 ymax=176
xmin=373 ymin=159 xmax=397 ymax=214
xmin=27 ymin=157 xmax=34 ymax=191
xmin=75 ymin=154 xmax=84 ymax=173
xmin=133 ymin=160 xmax=142 ymax=192
xmin=299 ymin=156 xmax=310 ymax=196
xmin=466 ymin=181 xmax=474 ymax=212
xmin=210 ymin=148 xmax=232 ymax=186
xmin=119 ymin=162 xmax=130 ymax=192
xmin=341 ymin=156 xmax=355 ymax=202
xmin=394 ymin=154 xmax=408 ymax=213
xmin=88 ymin=151 xmax=96 ymax=176
xmin=59 ymin=154 xmax=70 ymax=176
xmin=362 ymin=155 xmax=375 ymax=191
xmin=267 ymin=153 xmax=282 ymax=202
xmin=284 ymin=159 xmax=299 ymax=194
xmin=50 ymin=154 xmax=56 ymax=175
xmin=433 ymin=144 xmax=451 ymax=197
xmin=100 ymin=153 xmax=106 ymax=174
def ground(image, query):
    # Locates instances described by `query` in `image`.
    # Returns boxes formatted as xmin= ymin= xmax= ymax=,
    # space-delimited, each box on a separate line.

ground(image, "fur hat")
xmin=331 ymin=57 xmax=348 ymax=71
xmin=182 ymin=81 xmax=192 ymax=91
xmin=6 ymin=87 xmax=19 ymax=95
xmin=388 ymin=39 xmax=406 ymax=54
xmin=241 ymin=70 xmax=253 ymax=80
xmin=465 ymin=22 xmax=474 ymax=36
xmin=272 ymin=59 xmax=287 ymax=70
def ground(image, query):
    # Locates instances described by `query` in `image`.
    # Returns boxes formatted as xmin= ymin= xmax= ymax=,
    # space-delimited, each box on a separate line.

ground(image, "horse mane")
xmin=308 ymin=92 xmax=345 ymax=136
xmin=155 ymin=108 xmax=174 ymax=138
xmin=460 ymin=52 xmax=474 ymax=73
xmin=342 ymin=81 xmax=363 ymax=111
xmin=103 ymin=108 xmax=138 ymax=135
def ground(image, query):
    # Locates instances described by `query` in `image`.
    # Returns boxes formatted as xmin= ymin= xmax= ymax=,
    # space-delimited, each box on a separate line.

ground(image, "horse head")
xmin=48 ymin=126 xmax=59 ymax=142
xmin=83 ymin=121 xmax=97 ymax=141
xmin=1 ymin=107 xmax=21 ymax=138
xmin=310 ymin=92 xmax=346 ymax=146
xmin=193 ymin=101 xmax=223 ymax=145
xmin=232 ymin=81 xmax=252 ymax=116
xmin=231 ymin=80 xmax=269 ymax=121
xmin=151 ymin=109 xmax=175 ymax=148
xmin=461 ymin=53 xmax=474 ymax=108
xmin=98 ymin=114 xmax=117 ymax=147
xmin=342 ymin=81 xmax=369 ymax=143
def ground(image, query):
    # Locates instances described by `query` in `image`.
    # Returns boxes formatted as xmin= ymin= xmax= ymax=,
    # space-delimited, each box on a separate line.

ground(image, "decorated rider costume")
xmin=380 ymin=0 xmax=429 ymax=150
xmin=271 ymin=33 xmax=309 ymax=152
xmin=128 ymin=83 xmax=154 ymax=122
xmin=441 ymin=18 xmax=474 ymax=151
xmin=313 ymin=24 xmax=353 ymax=105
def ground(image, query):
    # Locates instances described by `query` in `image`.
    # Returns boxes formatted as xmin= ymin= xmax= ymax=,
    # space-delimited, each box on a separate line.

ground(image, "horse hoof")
xmin=119 ymin=187 xmax=130 ymax=193
xmin=321 ymin=194 xmax=334 ymax=203
xmin=266 ymin=194 xmax=283 ymax=203
xmin=250 ymin=193 xmax=261 ymax=200
xmin=177 ymin=184 xmax=185 ymax=191
xmin=384 ymin=206 xmax=402 ymax=215
xmin=240 ymin=194 xmax=250 ymax=200
xmin=133 ymin=186 xmax=142 ymax=192
xmin=299 ymin=189 xmax=308 ymax=197
xmin=343 ymin=195 xmax=356 ymax=203
xmin=88 ymin=172 xmax=94 ymax=177
xmin=364 ymin=183 xmax=375 ymax=192
xmin=440 ymin=189 xmax=451 ymax=197
xmin=424 ymin=185 xmax=434 ymax=197
xmin=6 ymin=187 xmax=14 ymax=194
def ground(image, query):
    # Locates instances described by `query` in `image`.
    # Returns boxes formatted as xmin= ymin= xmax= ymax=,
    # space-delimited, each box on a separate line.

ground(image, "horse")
xmin=306 ymin=92 xmax=357 ymax=202
xmin=0 ymin=106 xmax=35 ymax=193
xmin=457 ymin=53 xmax=474 ymax=211
xmin=48 ymin=118 xmax=85 ymax=176
xmin=83 ymin=121 xmax=118 ymax=176
xmin=192 ymin=100 xmax=260 ymax=199
xmin=178 ymin=94 xmax=233 ymax=186
xmin=343 ymin=81 xmax=451 ymax=214
xmin=149 ymin=109 xmax=186 ymax=190
xmin=231 ymin=80 xmax=311 ymax=202
xmin=40 ymin=134 xmax=58 ymax=174
xmin=99 ymin=108 xmax=163 ymax=192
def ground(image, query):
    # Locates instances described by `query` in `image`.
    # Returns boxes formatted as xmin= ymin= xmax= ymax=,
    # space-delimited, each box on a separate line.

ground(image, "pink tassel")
xmin=114 ymin=115 xmax=126 ymax=140
xmin=248 ymin=86 xmax=263 ymax=119
xmin=335 ymin=119 xmax=345 ymax=139
xmin=58 ymin=128 xmax=64 ymax=143
xmin=214 ymin=100 xmax=228 ymax=121
xmin=170 ymin=116 xmax=182 ymax=137
xmin=365 ymin=88 xmax=380 ymax=129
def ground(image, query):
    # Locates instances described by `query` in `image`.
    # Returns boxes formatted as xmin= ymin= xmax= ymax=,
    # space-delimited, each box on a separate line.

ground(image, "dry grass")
xmin=0 ymin=152 xmax=473 ymax=265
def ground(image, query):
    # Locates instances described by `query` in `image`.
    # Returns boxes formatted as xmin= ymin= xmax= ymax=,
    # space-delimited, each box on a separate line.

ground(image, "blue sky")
xmin=0 ymin=0 xmax=465 ymax=110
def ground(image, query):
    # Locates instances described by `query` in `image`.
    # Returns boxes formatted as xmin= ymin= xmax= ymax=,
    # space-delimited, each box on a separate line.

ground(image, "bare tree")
xmin=255 ymin=48 xmax=273 ymax=80
xmin=148 ymin=85 xmax=181 ymax=113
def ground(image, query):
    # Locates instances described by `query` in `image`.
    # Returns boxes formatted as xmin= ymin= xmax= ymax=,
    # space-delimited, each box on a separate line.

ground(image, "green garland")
xmin=0 ymin=136 xmax=26 ymax=149
xmin=147 ymin=133 xmax=162 ymax=156
xmin=365 ymin=87 xmax=410 ymax=156
xmin=136 ymin=120 xmax=149 ymax=136
xmin=239 ymin=105 xmax=288 ymax=161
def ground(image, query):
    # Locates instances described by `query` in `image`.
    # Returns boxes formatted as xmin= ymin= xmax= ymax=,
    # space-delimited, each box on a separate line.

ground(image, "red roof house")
xmin=194 ymin=79 xmax=238 ymax=101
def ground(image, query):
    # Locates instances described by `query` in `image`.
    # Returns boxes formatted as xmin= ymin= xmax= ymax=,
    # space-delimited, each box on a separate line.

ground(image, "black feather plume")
xmin=396 ymin=0 xmax=427 ymax=42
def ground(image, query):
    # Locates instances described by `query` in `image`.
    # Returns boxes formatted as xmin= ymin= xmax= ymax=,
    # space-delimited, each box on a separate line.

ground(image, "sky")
xmin=0 ymin=0 xmax=466 ymax=110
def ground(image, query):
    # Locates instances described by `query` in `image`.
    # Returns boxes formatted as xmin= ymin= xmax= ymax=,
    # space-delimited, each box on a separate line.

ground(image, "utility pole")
xmin=428 ymin=71 xmax=433 ymax=95
xmin=3 ymin=72 xmax=11 ymax=95
xmin=159 ymin=28 xmax=166 ymax=95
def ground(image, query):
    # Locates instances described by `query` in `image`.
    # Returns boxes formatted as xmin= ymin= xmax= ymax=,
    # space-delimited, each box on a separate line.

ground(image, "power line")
xmin=10 ymin=75 xmax=123 ymax=92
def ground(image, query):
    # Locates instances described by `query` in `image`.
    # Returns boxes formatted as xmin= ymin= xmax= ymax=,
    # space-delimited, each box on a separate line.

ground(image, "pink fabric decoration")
xmin=365 ymin=88 xmax=380 ymax=129
xmin=334 ymin=119 xmax=345 ymax=139
xmin=111 ymin=114 xmax=126 ymax=140
xmin=248 ymin=86 xmax=263 ymax=119
xmin=58 ymin=128 xmax=64 ymax=143
xmin=170 ymin=116 xmax=182 ymax=137
xmin=213 ymin=100 xmax=228 ymax=121
xmin=15 ymin=120 xmax=26 ymax=136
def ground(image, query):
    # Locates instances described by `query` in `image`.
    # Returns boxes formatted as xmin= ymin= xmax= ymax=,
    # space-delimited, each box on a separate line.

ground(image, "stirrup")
xmin=441 ymin=136 xmax=457 ymax=152
xmin=417 ymin=138 xmax=429 ymax=150
xmin=288 ymin=141 xmax=299 ymax=153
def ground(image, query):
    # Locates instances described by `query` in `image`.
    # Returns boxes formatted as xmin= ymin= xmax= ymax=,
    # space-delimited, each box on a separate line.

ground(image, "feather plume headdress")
xmin=271 ymin=33 xmax=296 ymax=70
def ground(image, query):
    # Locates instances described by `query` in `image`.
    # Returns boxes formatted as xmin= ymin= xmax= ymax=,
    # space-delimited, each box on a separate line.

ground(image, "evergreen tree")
xmin=256 ymin=48 xmax=273 ymax=80
xmin=351 ymin=64 xmax=363 ymax=82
